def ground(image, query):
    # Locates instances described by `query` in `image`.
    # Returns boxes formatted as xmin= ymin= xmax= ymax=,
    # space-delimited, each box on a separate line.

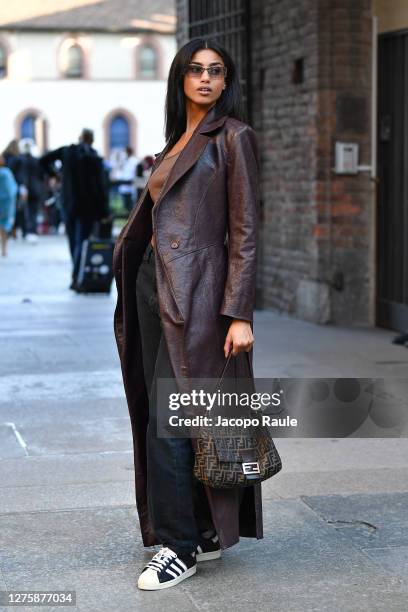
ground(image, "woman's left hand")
xmin=224 ymin=319 xmax=254 ymax=357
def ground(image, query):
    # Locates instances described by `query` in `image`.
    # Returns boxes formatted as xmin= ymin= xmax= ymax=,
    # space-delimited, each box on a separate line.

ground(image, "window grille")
xmin=188 ymin=0 xmax=252 ymax=122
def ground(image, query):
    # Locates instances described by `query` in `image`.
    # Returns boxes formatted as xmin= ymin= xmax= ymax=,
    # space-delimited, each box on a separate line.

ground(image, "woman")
xmin=113 ymin=38 xmax=261 ymax=590
xmin=0 ymin=154 xmax=18 ymax=257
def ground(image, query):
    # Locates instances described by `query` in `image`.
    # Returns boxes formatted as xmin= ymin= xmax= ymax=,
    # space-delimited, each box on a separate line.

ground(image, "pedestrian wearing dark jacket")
xmin=40 ymin=129 xmax=109 ymax=289
xmin=15 ymin=140 xmax=45 ymax=242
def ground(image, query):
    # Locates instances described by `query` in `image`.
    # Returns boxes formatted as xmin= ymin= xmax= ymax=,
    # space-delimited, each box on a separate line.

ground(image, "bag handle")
xmin=209 ymin=350 xmax=232 ymax=396
xmin=217 ymin=349 xmax=233 ymax=385
xmin=216 ymin=347 xmax=255 ymax=383
xmin=213 ymin=347 xmax=255 ymax=398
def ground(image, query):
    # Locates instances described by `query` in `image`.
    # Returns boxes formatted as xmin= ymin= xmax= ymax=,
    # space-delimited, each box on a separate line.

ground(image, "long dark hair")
xmin=163 ymin=38 xmax=245 ymax=152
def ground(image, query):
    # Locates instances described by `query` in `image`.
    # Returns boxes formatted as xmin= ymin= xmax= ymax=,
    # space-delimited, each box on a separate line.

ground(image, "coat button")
xmin=170 ymin=240 xmax=179 ymax=249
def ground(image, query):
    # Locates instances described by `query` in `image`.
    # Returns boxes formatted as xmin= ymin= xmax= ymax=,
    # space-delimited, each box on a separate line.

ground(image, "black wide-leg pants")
xmin=135 ymin=242 xmax=214 ymax=555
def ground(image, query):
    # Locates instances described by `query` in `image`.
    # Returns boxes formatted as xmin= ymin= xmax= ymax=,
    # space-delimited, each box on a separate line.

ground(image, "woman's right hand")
xmin=223 ymin=319 xmax=254 ymax=357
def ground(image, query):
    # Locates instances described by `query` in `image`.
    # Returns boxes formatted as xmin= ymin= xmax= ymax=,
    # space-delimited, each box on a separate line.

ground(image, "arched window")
xmin=138 ymin=45 xmax=157 ymax=78
xmin=21 ymin=114 xmax=37 ymax=141
xmin=109 ymin=114 xmax=130 ymax=150
xmin=0 ymin=44 xmax=7 ymax=79
xmin=64 ymin=43 xmax=84 ymax=78
xmin=103 ymin=109 xmax=136 ymax=157
xmin=16 ymin=110 xmax=48 ymax=152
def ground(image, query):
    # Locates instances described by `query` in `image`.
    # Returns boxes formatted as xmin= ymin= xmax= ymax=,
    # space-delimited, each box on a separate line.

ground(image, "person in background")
xmin=108 ymin=148 xmax=125 ymax=182
xmin=43 ymin=174 xmax=63 ymax=234
xmin=2 ymin=140 xmax=20 ymax=174
xmin=0 ymin=154 xmax=18 ymax=257
xmin=2 ymin=140 xmax=23 ymax=239
xmin=15 ymin=139 xmax=45 ymax=244
xmin=118 ymin=146 xmax=139 ymax=212
xmin=135 ymin=155 xmax=154 ymax=202
xmin=40 ymin=128 xmax=109 ymax=290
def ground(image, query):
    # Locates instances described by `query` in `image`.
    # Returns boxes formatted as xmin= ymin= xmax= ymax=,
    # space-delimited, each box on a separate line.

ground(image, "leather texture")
xmin=112 ymin=104 xmax=262 ymax=550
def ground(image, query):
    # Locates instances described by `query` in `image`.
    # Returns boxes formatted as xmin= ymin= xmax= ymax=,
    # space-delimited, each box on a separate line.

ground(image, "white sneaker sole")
xmin=137 ymin=564 xmax=197 ymax=590
xmin=196 ymin=549 xmax=221 ymax=562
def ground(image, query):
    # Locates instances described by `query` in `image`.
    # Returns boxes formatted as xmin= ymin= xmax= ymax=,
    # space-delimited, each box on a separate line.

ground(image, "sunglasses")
xmin=184 ymin=64 xmax=227 ymax=79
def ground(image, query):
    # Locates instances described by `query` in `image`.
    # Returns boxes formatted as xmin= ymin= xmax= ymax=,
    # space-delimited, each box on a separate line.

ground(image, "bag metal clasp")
xmin=242 ymin=461 xmax=260 ymax=475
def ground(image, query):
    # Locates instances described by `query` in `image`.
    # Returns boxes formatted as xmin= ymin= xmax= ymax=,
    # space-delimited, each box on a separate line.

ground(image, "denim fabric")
xmin=67 ymin=216 xmax=94 ymax=281
xmin=135 ymin=242 xmax=214 ymax=555
xmin=24 ymin=199 xmax=39 ymax=234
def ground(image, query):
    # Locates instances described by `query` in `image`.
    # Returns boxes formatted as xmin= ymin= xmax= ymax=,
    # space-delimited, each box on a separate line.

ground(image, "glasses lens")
xmin=208 ymin=67 xmax=224 ymax=78
xmin=187 ymin=65 xmax=203 ymax=76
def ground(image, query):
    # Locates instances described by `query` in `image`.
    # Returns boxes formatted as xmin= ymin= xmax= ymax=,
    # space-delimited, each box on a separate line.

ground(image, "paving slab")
xmin=0 ymin=425 xmax=26 ymax=460
xmin=0 ymin=482 xmax=136 ymax=514
xmin=361 ymin=545 xmax=408 ymax=578
xmin=263 ymin=466 xmax=408 ymax=498
xmin=0 ymin=507 xmax=144 ymax=575
xmin=180 ymin=499 xmax=407 ymax=612
xmin=0 ymin=397 xmax=128 ymax=425
xmin=0 ymin=454 xmax=134 ymax=488
xmin=0 ymin=507 xmax=189 ymax=612
xmin=0 ymin=371 xmax=124 ymax=405
xmin=254 ymin=310 xmax=408 ymax=378
xmin=16 ymin=417 xmax=132 ymax=456
xmin=0 ymin=567 xmax=7 ymax=592
xmin=273 ymin=438 xmax=408 ymax=471
xmin=301 ymin=492 xmax=408 ymax=550
xmin=0 ymin=332 xmax=119 ymax=376
xmin=2 ymin=567 xmax=195 ymax=612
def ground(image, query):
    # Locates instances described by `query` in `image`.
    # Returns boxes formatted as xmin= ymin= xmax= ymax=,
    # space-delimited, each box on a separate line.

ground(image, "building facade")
xmin=0 ymin=0 xmax=176 ymax=158
xmin=176 ymin=0 xmax=408 ymax=331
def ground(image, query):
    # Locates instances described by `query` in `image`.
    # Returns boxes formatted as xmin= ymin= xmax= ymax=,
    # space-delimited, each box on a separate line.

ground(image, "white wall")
xmin=1 ymin=79 xmax=168 ymax=157
xmin=0 ymin=30 xmax=176 ymax=158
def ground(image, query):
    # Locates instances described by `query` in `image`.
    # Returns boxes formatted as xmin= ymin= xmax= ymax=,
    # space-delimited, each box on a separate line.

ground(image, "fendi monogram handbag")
xmin=193 ymin=351 xmax=282 ymax=489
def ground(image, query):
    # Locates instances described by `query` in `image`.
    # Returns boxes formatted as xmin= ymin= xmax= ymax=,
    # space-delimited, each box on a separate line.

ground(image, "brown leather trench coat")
xmin=113 ymin=103 xmax=262 ymax=550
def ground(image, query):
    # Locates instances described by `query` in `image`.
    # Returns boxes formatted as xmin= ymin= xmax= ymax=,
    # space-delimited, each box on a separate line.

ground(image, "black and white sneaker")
xmin=195 ymin=531 xmax=221 ymax=562
xmin=137 ymin=547 xmax=197 ymax=590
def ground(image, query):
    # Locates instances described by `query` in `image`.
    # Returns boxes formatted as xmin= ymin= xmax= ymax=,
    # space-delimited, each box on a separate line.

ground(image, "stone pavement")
xmin=0 ymin=235 xmax=407 ymax=612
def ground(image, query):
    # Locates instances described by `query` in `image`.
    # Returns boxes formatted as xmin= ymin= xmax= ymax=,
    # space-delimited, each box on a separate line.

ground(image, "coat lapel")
xmin=151 ymin=134 xmax=209 ymax=213
xmin=151 ymin=106 xmax=228 ymax=214
xmin=119 ymin=106 xmax=228 ymax=243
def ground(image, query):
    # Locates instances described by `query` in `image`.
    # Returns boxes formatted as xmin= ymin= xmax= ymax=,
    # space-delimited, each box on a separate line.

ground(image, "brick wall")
xmin=251 ymin=0 xmax=374 ymax=325
xmin=316 ymin=0 xmax=374 ymax=326
xmin=176 ymin=0 xmax=375 ymax=326
xmin=250 ymin=0 xmax=323 ymax=318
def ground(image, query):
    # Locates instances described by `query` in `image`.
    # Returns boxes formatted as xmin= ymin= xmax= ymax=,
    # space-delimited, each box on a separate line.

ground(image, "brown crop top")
xmin=148 ymin=150 xmax=182 ymax=204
